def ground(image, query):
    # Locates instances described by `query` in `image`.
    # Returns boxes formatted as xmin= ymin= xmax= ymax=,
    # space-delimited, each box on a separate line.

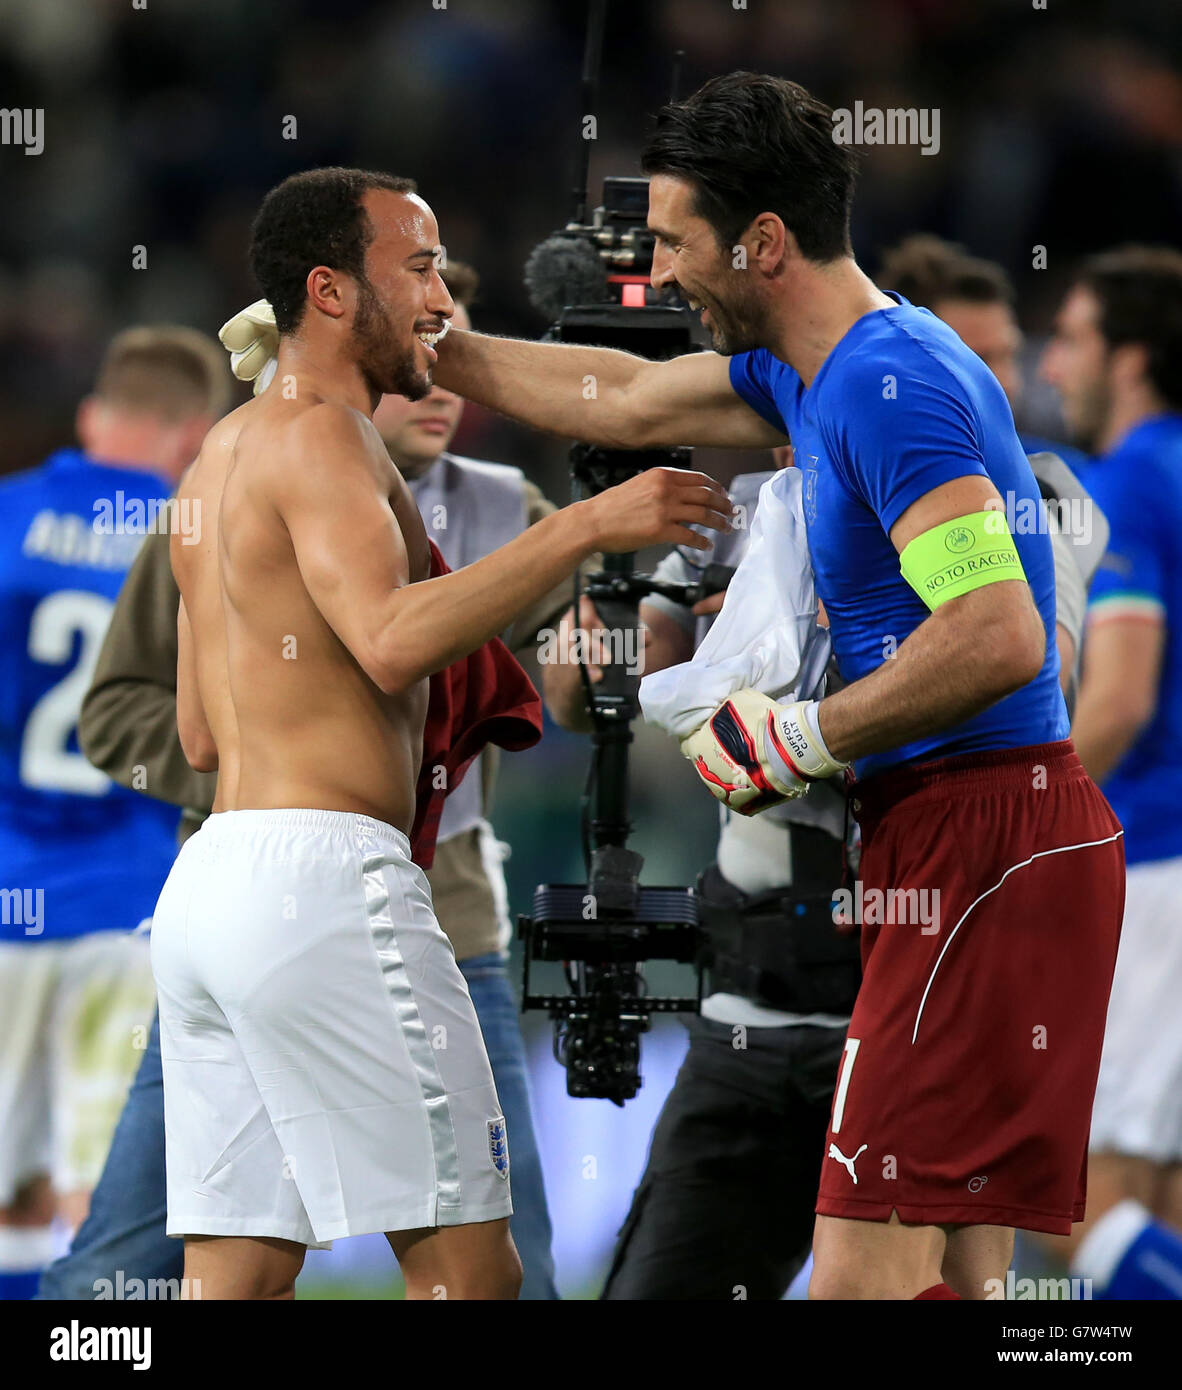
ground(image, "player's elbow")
xmin=78 ymin=688 xmax=121 ymax=777
xmin=361 ymin=630 xmax=428 ymax=698
xmin=613 ymin=371 xmax=663 ymax=450
xmin=189 ymin=748 xmax=219 ymax=774
xmin=364 ymin=655 xmax=414 ymax=697
xmin=179 ymin=722 xmax=218 ymax=773
xmin=945 ymin=585 xmax=1046 ymax=706
xmin=981 ymin=596 xmax=1047 ymax=698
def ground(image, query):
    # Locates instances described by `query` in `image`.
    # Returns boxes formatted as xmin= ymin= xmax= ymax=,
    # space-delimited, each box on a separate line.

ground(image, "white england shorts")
xmin=151 ymin=809 xmax=512 ymax=1245
xmin=1090 ymin=854 xmax=1182 ymax=1163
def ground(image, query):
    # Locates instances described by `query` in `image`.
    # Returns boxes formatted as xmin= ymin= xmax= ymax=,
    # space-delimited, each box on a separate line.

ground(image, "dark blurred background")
xmin=2 ymin=0 xmax=1177 ymax=1296
xmin=1 ymin=0 xmax=1179 ymax=483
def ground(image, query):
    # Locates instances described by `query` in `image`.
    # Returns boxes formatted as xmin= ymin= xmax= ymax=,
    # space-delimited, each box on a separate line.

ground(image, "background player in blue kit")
xmin=1038 ymin=247 xmax=1182 ymax=1300
xmin=0 ymin=327 xmax=228 ymax=1299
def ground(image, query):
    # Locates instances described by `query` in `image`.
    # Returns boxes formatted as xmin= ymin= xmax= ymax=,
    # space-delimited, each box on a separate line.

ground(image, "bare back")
xmin=174 ymin=389 xmax=431 ymax=832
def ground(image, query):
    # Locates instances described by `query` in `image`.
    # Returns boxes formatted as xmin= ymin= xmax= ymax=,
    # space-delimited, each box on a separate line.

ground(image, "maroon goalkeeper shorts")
xmin=815 ymin=741 xmax=1124 ymax=1236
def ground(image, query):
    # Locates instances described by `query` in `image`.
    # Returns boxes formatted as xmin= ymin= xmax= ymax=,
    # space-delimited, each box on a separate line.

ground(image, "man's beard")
xmin=1067 ymin=376 xmax=1112 ymax=453
xmin=699 ymin=285 xmax=763 ymax=356
xmin=354 ymin=279 xmax=430 ymax=401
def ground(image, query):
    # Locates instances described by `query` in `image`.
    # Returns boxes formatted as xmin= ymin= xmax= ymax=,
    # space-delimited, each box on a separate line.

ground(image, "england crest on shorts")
xmin=488 ymin=1117 xmax=509 ymax=1179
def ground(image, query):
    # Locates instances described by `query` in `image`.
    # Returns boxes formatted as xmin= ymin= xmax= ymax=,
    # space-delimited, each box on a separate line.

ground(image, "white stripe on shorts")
xmin=359 ymin=826 xmax=462 ymax=1210
xmin=911 ymin=830 xmax=1124 ymax=1045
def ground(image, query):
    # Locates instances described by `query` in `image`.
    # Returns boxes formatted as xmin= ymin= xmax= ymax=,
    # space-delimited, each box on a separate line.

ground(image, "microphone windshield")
xmin=524 ymin=234 xmax=610 ymax=323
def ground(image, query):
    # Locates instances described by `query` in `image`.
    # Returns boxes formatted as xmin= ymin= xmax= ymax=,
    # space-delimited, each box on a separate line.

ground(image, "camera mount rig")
xmin=515 ymin=3 xmax=733 ymax=1105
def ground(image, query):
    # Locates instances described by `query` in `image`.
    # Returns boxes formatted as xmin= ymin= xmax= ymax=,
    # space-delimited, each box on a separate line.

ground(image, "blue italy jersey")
xmin=1018 ymin=432 xmax=1091 ymax=478
xmin=729 ymin=294 xmax=1068 ymax=779
xmin=0 ymin=449 xmax=180 ymax=941
xmin=1083 ymin=415 xmax=1182 ymax=865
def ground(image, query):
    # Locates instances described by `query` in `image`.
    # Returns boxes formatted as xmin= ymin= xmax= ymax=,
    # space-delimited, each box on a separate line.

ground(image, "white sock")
xmin=1071 ymin=1198 xmax=1151 ymax=1286
xmin=0 ymin=1224 xmax=55 ymax=1269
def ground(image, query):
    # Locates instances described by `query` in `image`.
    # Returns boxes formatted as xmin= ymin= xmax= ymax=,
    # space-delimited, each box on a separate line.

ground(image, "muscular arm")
xmin=817 ymin=476 xmax=1047 ymax=763
xmin=501 ymin=481 xmax=602 ymax=655
xmin=176 ymin=596 xmax=217 ymax=774
xmin=434 ymin=331 xmax=786 ymax=450
xmin=1071 ymin=615 xmax=1163 ymax=782
xmin=278 ymin=405 xmax=732 ymax=697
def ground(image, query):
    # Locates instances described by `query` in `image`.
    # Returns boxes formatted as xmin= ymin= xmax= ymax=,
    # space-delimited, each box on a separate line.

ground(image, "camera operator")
xmin=542 ymin=450 xmax=858 ymax=1301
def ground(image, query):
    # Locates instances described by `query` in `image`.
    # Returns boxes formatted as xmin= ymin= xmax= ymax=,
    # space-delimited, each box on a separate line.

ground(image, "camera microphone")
xmin=523 ymin=233 xmax=610 ymax=324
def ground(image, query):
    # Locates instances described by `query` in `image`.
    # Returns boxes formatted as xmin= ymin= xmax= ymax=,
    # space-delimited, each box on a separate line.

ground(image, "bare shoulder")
xmin=281 ymin=400 xmax=387 ymax=467
xmin=177 ymin=401 xmax=250 ymax=503
xmin=263 ymin=400 xmax=395 ymax=501
xmin=171 ymin=405 xmax=255 ymax=582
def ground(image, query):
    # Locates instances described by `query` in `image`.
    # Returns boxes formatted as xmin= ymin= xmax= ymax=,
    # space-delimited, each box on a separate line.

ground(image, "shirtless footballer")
xmin=153 ymin=167 xmax=732 ymax=1301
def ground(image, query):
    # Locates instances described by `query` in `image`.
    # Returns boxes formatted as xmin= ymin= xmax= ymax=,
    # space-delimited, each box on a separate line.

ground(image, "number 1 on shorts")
xmin=831 ymin=1036 xmax=860 ymax=1135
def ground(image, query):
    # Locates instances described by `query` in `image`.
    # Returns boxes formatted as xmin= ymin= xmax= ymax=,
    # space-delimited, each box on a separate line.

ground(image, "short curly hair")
xmin=250 ymin=167 xmax=417 ymax=335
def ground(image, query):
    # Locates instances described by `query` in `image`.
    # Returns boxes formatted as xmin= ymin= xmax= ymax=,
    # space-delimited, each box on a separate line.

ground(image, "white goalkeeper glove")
xmin=678 ymin=688 xmax=847 ymax=816
xmin=219 ymin=299 xmax=279 ymax=395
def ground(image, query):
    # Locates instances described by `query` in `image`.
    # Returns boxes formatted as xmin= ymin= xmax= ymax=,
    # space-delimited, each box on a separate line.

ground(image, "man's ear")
xmin=747 ymin=211 xmax=791 ymax=273
xmin=1109 ymin=340 xmax=1150 ymax=394
xmin=305 ymin=265 xmax=349 ymax=321
xmin=75 ymin=396 xmax=100 ymax=451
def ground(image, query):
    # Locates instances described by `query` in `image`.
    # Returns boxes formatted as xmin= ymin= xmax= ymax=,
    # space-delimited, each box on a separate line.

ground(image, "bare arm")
xmin=277 ymin=405 xmax=734 ymax=697
xmin=176 ymin=597 xmax=217 ymax=773
xmin=817 ymin=475 xmax=1047 ymax=763
xmin=434 ymin=330 xmax=787 ymax=451
xmin=501 ymin=481 xmax=601 ymax=655
xmin=1071 ymin=614 xmax=1163 ymax=781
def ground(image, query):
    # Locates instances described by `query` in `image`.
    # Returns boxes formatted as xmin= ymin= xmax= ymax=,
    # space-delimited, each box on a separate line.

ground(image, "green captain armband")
xmin=899 ymin=510 xmax=1026 ymax=611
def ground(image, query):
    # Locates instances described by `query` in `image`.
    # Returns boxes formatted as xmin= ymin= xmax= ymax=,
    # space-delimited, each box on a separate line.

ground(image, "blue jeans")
xmin=39 ymin=952 xmax=557 ymax=1299
xmin=458 ymin=951 xmax=558 ymax=1300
